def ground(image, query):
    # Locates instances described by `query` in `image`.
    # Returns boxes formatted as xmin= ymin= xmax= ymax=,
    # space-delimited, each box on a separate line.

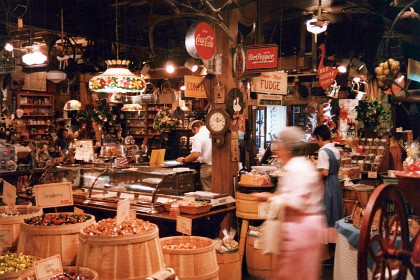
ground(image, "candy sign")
xmin=318 ymin=44 xmax=338 ymax=89
xmin=34 ymin=182 xmax=73 ymax=208
xmin=251 ymin=71 xmax=287 ymax=95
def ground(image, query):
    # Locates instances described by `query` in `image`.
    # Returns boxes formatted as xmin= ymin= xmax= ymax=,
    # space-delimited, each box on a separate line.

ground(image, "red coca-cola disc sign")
xmin=194 ymin=22 xmax=216 ymax=61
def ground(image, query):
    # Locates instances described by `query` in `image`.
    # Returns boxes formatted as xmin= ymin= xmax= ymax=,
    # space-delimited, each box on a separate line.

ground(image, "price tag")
xmin=176 ymin=216 xmax=192 ymax=235
xmin=34 ymin=254 xmax=63 ymax=280
xmin=2 ymin=180 xmax=16 ymax=207
xmin=116 ymin=199 xmax=131 ymax=225
xmin=34 ymin=182 xmax=73 ymax=208
xmin=368 ymin=171 xmax=378 ymax=179
xmin=258 ymin=203 xmax=270 ymax=219
xmin=0 ymin=229 xmax=12 ymax=247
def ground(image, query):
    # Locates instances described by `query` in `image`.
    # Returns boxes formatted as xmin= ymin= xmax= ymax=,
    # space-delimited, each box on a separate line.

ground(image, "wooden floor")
xmin=241 ymin=263 xmax=334 ymax=280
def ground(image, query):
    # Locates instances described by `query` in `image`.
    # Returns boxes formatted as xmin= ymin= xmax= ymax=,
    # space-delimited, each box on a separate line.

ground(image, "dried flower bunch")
xmin=152 ymin=108 xmax=180 ymax=132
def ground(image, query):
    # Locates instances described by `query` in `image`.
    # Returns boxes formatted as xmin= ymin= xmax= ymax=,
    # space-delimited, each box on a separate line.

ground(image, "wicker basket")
xmin=164 ymin=202 xmax=212 ymax=215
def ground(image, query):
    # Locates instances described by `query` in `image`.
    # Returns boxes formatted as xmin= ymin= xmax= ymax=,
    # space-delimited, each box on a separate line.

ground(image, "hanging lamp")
xmin=88 ymin=0 xmax=145 ymax=94
xmin=63 ymin=100 xmax=81 ymax=111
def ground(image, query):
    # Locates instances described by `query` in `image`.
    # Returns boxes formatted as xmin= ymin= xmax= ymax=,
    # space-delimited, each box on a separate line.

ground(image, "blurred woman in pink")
xmin=253 ymin=126 xmax=326 ymax=280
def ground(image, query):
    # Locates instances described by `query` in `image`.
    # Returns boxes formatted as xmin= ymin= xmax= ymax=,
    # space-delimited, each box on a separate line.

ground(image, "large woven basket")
xmin=77 ymin=224 xmax=165 ymax=280
xmin=160 ymin=236 xmax=219 ymax=280
xmin=0 ymin=205 xmax=43 ymax=254
xmin=17 ymin=213 xmax=95 ymax=265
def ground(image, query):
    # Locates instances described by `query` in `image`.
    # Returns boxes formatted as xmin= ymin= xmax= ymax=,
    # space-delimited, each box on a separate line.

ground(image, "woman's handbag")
xmin=258 ymin=197 xmax=285 ymax=255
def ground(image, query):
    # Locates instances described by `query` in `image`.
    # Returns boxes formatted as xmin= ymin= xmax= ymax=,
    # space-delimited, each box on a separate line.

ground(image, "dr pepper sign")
xmin=185 ymin=22 xmax=216 ymax=61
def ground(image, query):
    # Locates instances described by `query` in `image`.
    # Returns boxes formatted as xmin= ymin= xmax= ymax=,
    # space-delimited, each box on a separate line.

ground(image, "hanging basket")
xmin=140 ymin=82 xmax=158 ymax=104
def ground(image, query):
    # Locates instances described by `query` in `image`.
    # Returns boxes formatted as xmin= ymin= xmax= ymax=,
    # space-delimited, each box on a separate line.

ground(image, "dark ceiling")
xmin=0 ymin=0 xmax=419 ymax=73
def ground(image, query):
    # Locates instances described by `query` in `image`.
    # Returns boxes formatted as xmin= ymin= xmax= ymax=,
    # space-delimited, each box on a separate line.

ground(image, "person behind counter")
xmin=176 ymin=120 xmax=212 ymax=191
xmin=56 ymin=128 xmax=69 ymax=152
xmin=312 ymin=124 xmax=343 ymax=260
xmin=252 ymin=126 xmax=326 ymax=280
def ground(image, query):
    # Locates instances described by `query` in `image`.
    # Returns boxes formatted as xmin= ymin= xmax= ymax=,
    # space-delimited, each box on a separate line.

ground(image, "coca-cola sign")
xmin=245 ymin=45 xmax=278 ymax=70
xmin=191 ymin=22 xmax=216 ymax=61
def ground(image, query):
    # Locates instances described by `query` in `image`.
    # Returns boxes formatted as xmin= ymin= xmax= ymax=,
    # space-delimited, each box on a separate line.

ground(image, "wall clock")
xmin=205 ymin=108 xmax=231 ymax=147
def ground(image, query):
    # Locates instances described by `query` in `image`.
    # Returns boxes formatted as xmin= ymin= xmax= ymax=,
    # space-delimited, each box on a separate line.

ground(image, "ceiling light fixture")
xmin=47 ymin=70 xmax=67 ymax=83
xmin=22 ymin=44 xmax=47 ymax=65
xmin=63 ymin=100 xmax=81 ymax=111
xmin=306 ymin=18 xmax=328 ymax=42
xmin=88 ymin=0 xmax=144 ymax=94
xmin=184 ymin=58 xmax=198 ymax=72
xmin=4 ymin=43 xmax=13 ymax=52
xmin=165 ymin=61 xmax=175 ymax=74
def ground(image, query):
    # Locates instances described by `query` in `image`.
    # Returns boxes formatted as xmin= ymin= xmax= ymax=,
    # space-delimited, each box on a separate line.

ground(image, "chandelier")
xmin=88 ymin=0 xmax=144 ymax=94
xmin=63 ymin=100 xmax=81 ymax=111
xmin=22 ymin=44 xmax=47 ymax=65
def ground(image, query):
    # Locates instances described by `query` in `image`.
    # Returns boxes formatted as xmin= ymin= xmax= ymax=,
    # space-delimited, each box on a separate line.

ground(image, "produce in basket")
xmin=0 ymin=252 xmax=37 ymax=274
xmin=375 ymin=58 xmax=401 ymax=90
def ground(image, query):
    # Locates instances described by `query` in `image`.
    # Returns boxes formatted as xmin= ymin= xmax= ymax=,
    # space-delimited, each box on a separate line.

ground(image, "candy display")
xmin=238 ymin=172 xmax=271 ymax=186
xmin=24 ymin=214 xmax=92 ymax=226
xmin=83 ymin=218 xmax=155 ymax=236
xmin=0 ymin=252 xmax=37 ymax=274
xmin=161 ymin=242 xmax=198 ymax=250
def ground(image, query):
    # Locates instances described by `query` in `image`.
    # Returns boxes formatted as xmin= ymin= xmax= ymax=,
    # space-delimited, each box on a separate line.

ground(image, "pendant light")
xmin=89 ymin=0 xmax=145 ymax=94
xmin=63 ymin=100 xmax=81 ymax=111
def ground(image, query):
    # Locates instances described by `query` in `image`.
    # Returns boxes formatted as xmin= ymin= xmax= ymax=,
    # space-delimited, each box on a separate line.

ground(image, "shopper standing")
xmin=176 ymin=120 xmax=212 ymax=191
xmin=312 ymin=124 xmax=343 ymax=259
xmin=253 ymin=126 xmax=326 ymax=280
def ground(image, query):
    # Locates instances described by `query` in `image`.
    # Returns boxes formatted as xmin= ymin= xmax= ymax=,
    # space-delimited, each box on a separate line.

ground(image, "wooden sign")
xmin=34 ymin=254 xmax=63 ymax=280
xmin=75 ymin=140 xmax=94 ymax=162
xmin=184 ymin=75 xmax=207 ymax=98
xmin=2 ymin=180 xmax=16 ymax=207
xmin=0 ymin=229 xmax=12 ymax=247
xmin=0 ymin=58 xmax=16 ymax=74
xmin=214 ymin=85 xmax=225 ymax=104
xmin=257 ymin=93 xmax=283 ymax=106
xmin=251 ymin=71 xmax=288 ymax=94
xmin=116 ymin=199 xmax=131 ymax=225
xmin=176 ymin=216 xmax=192 ymax=235
xmin=34 ymin=182 xmax=73 ymax=208
xmin=318 ymin=44 xmax=338 ymax=89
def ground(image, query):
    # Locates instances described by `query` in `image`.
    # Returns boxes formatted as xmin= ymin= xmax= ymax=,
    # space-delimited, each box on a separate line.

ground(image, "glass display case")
xmin=38 ymin=164 xmax=196 ymax=213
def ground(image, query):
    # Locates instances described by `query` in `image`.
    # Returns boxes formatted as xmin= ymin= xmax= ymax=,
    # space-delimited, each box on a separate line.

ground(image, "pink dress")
xmin=268 ymin=157 xmax=326 ymax=280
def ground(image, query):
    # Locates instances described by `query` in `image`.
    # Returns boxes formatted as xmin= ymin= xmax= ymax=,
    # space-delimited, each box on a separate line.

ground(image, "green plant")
xmin=355 ymin=98 xmax=389 ymax=133
xmin=152 ymin=108 xmax=180 ymax=132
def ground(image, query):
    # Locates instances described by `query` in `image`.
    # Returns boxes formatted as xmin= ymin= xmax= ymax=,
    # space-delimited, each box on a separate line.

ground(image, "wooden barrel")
xmin=17 ymin=213 xmax=95 ymax=265
xmin=160 ymin=236 xmax=219 ymax=280
xmin=216 ymin=251 xmax=241 ymax=280
xmin=9 ymin=266 xmax=99 ymax=280
xmin=235 ymin=192 xmax=261 ymax=219
xmin=245 ymin=234 xmax=273 ymax=278
xmin=0 ymin=205 xmax=42 ymax=254
xmin=76 ymin=225 xmax=165 ymax=280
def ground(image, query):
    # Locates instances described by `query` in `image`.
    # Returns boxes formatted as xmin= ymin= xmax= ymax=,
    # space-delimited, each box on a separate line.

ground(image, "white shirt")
xmin=317 ymin=142 xmax=340 ymax=171
xmin=272 ymin=156 xmax=324 ymax=214
xmin=190 ymin=126 xmax=212 ymax=165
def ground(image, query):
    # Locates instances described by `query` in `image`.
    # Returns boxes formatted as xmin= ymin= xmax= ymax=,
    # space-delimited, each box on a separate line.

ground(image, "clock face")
xmin=209 ymin=112 xmax=226 ymax=132
xmin=206 ymin=109 xmax=230 ymax=136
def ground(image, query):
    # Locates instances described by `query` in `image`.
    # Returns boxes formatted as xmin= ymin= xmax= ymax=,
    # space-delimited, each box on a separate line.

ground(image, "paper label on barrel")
xmin=34 ymin=182 xmax=73 ymax=208
xmin=2 ymin=180 xmax=16 ymax=207
xmin=0 ymin=229 xmax=12 ymax=247
xmin=116 ymin=199 xmax=131 ymax=225
xmin=34 ymin=254 xmax=63 ymax=280
xmin=368 ymin=171 xmax=378 ymax=179
xmin=176 ymin=216 xmax=192 ymax=235
xmin=258 ymin=203 xmax=270 ymax=219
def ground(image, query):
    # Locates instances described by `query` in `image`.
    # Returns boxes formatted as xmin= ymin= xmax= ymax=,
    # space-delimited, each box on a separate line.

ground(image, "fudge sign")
xmin=251 ymin=71 xmax=287 ymax=95
xmin=185 ymin=22 xmax=216 ymax=61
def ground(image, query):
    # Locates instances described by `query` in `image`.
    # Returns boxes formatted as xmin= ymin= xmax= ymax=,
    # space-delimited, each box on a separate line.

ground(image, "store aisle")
xmin=241 ymin=264 xmax=334 ymax=280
